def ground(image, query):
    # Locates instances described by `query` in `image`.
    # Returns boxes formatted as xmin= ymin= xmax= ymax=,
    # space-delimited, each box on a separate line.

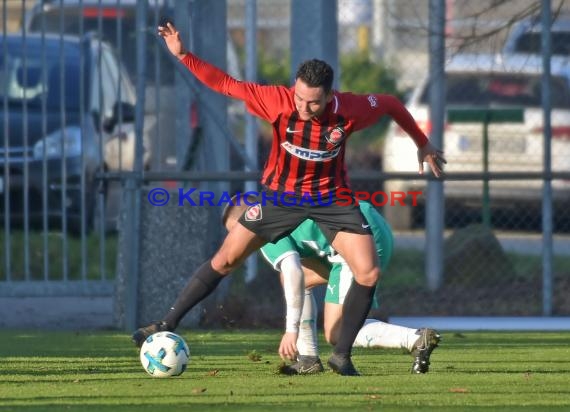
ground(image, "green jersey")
xmin=260 ymin=201 xmax=393 ymax=304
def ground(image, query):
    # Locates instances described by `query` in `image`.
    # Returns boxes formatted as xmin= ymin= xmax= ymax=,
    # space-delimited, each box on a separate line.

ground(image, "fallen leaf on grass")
xmin=248 ymin=350 xmax=262 ymax=362
xmin=449 ymin=388 xmax=469 ymax=393
xmin=206 ymin=369 xmax=219 ymax=376
xmin=191 ymin=388 xmax=207 ymax=394
xmin=523 ymin=371 xmax=532 ymax=380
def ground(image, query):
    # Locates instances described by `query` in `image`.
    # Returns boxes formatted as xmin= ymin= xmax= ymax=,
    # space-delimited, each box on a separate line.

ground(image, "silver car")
xmin=502 ymin=12 xmax=570 ymax=57
xmin=382 ymin=53 xmax=570 ymax=229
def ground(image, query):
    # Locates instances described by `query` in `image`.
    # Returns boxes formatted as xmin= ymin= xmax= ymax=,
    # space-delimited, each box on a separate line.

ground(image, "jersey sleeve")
xmin=180 ymin=53 xmax=289 ymax=123
xmin=339 ymin=93 xmax=429 ymax=147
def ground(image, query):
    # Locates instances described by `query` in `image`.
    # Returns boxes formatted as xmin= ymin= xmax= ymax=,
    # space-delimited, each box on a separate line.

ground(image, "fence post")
xmin=482 ymin=113 xmax=490 ymax=227
xmin=123 ymin=175 xmax=141 ymax=331
xmin=426 ymin=0 xmax=445 ymax=291
xmin=541 ymin=0 xmax=553 ymax=316
xmin=291 ymin=0 xmax=338 ymax=88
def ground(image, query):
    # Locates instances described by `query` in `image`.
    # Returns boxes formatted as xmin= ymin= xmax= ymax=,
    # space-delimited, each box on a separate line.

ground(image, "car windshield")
xmin=420 ymin=73 xmax=570 ymax=109
xmin=28 ymin=7 xmax=174 ymax=84
xmin=514 ymin=32 xmax=570 ymax=56
xmin=0 ymin=40 xmax=85 ymax=110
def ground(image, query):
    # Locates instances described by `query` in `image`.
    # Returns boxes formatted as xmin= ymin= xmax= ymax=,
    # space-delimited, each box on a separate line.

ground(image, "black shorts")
xmin=237 ymin=190 xmax=371 ymax=244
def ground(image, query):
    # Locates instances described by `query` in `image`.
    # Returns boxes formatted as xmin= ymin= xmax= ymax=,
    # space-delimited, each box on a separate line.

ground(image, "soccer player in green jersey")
xmin=222 ymin=199 xmax=441 ymax=374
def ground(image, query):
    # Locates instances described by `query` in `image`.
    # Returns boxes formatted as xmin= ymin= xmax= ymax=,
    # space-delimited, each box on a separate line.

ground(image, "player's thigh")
xmin=300 ymin=257 xmax=330 ymax=288
xmin=332 ymin=231 xmax=380 ymax=286
xmin=212 ymin=222 xmax=266 ymax=273
xmin=323 ymin=302 xmax=343 ymax=344
xmin=238 ymin=194 xmax=307 ymax=242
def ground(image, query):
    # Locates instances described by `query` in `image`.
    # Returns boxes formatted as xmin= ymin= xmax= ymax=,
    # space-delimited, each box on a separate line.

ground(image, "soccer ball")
xmin=139 ymin=332 xmax=190 ymax=377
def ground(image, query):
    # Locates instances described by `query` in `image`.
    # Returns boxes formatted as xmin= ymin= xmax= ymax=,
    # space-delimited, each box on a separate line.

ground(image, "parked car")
xmin=25 ymin=0 xmax=163 ymax=170
xmin=0 ymin=33 xmax=139 ymax=234
xmin=502 ymin=12 xmax=570 ymax=57
xmin=25 ymin=0 xmax=244 ymax=172
xmin=382 ymin=53 xmax=570 ymax=229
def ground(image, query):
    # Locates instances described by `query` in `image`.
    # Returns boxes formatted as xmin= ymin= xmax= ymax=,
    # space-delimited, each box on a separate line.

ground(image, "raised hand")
xmin=157 ymin=22 xmax=187 ymax=59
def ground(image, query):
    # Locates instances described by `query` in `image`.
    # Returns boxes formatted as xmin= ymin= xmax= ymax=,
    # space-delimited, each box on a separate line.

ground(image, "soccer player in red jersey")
xmin=132 ymin=22 xmax=446 ymax=376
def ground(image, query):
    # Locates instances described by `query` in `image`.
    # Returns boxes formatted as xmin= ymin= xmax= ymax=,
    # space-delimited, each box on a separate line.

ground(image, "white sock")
xmin=296 ymin=290 xmax=318 ymax=357
xmin=354 ymin=319 xmax=419 ymax=351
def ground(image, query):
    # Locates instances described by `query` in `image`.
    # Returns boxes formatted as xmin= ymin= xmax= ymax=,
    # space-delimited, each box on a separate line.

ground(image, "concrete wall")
xmin=114 ymin=189 xmax=215 ymax=330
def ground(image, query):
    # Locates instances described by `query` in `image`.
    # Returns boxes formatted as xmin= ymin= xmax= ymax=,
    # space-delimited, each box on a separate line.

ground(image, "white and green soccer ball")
xmin=139 ymin=332 xmax=190 ymax=377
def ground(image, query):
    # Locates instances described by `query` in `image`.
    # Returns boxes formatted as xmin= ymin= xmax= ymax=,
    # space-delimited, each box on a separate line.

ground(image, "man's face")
xmin=293 ymin=79 xmax=332 ymax=121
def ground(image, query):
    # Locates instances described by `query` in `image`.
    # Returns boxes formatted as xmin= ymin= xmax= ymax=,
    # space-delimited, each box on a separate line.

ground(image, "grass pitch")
xmin=1 ymin=330 xmax=569 ymax=411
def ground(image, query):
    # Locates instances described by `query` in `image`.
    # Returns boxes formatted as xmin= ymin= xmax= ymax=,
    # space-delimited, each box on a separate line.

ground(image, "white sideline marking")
xmin=389 ymin=316 xmax=570 ymax=331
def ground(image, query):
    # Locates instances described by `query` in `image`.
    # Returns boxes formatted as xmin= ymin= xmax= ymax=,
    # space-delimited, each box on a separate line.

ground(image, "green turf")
xmin=1 ymin=330 xmax=569 ymax=411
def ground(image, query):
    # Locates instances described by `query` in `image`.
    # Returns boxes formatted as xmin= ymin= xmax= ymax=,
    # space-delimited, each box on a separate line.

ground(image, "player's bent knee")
xmin=211 ymin=252 xmax=244 ymax=274
xmin=353 ymin=267 xmax=380 ymax=287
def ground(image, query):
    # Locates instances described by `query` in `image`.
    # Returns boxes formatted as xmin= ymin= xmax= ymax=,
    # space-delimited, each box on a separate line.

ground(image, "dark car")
xmin=0 ymin=32 xmax=138 ymax=234
xmin=26 ymin=0 xmax=178 ymax=171
xmin=25 ymin=0 xmax=245 ymax=172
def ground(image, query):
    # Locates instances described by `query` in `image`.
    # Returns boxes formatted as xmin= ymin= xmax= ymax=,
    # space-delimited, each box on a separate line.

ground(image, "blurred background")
xmin=1 ymin=0 xmax=569 ymax=330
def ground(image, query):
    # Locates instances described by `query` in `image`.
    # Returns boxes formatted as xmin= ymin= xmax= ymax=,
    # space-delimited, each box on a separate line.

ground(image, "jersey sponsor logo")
xmin=281 ymin=141 xmax=340 ymax=162
xmin=244 ymin=204 xmax=262 ymax=221
xmin=325 ymin=127 xmax=346 ymax=145
xmin=367 ymin=95 xmax=378 ymax=107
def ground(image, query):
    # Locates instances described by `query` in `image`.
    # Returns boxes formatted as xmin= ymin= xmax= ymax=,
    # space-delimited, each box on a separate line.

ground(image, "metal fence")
xmin=1 ymin=0 xmax=569 ymax=324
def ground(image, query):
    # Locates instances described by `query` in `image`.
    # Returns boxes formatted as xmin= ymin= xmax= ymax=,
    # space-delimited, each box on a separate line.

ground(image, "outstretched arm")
xmin=348 ymin=93 xmax=446 ymax=177
xmin=378 ymin=95 xmax=446 ymax=177
xmin=157 ymin=22 xmax=248 ymax=98
xmin=158 ymin=22 xmax=289 ymax=122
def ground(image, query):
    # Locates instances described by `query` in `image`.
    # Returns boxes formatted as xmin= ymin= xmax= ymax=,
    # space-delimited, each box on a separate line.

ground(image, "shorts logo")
xmin=325 ymin=127 xmax=345 ymax=145
xmin=245 ymin=204 xmax=262 ymax=221
xmin=368 ymin=95 xmax=378 ymax=107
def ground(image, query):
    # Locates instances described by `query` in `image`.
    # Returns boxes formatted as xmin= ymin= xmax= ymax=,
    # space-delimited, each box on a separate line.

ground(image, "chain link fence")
xmin=1 ymin=1 xmax=568 ymax=326
xmin=228 ymin=0 xmax=570 ymax=319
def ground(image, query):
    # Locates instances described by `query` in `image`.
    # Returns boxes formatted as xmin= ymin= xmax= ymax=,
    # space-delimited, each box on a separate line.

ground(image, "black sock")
xmin=162 ymin=259 xmax=224 ymax=329
xmin=333 ymin=281 xmax=375 ymax=357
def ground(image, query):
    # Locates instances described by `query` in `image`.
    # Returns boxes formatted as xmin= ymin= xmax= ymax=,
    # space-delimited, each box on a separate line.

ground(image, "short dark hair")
xmin=295 ymin=59 xmax=334 ymax=94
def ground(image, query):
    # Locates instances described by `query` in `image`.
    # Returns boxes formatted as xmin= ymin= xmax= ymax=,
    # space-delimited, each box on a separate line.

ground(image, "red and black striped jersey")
xmin=180 ymin=53 xmax=428 ymax=197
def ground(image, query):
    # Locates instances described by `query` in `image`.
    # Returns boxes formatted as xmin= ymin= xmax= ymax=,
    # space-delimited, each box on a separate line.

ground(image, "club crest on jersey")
xmin=244 ymin=204 xmax=262 ymax=221
xmin=325 ymin=127 xmax=346 ymax=145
